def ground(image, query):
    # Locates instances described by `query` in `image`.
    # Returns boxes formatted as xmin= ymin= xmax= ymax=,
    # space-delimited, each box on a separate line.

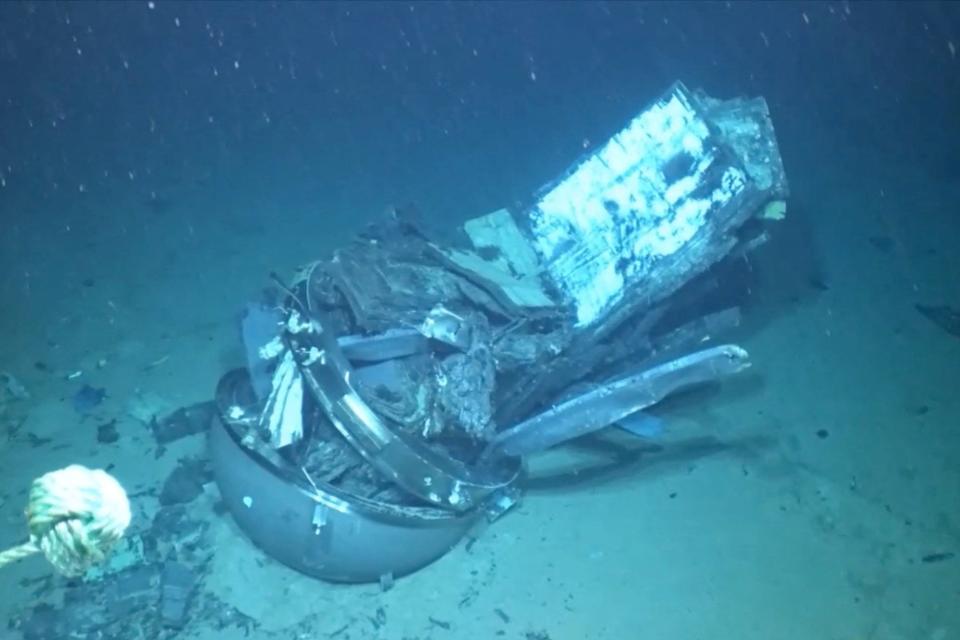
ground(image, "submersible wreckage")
xmin=209 ymin=81 xmax=789 ymax=583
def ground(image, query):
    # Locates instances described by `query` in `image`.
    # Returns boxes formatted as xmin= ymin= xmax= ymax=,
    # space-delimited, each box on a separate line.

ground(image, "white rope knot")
xmin=25 ymin=465 xmax=131 ymax=576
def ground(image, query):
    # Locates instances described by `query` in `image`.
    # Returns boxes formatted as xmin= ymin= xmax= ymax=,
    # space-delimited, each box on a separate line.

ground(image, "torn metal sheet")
xmin=260 ymin=350 xmax=304 ymax=449
xmin=527 ymin=82 xmax=753 ymax=327
xmin=462 ymin=208 xmax=543 ymax=278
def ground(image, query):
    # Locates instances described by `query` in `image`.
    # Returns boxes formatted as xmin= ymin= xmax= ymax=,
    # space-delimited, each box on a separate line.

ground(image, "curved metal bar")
xmin=286 ymin=311 xmax=520 ymax=512
xmin=485 ymin=344 xmax=750 ymax=458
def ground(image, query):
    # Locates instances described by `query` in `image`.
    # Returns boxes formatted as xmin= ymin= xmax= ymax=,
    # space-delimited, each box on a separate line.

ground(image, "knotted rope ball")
xmin=0 ymin=465 xmax=131 ymax=576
